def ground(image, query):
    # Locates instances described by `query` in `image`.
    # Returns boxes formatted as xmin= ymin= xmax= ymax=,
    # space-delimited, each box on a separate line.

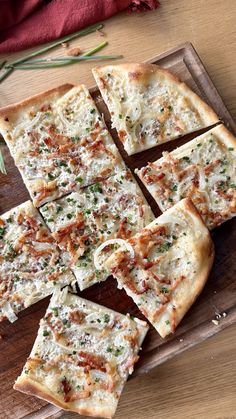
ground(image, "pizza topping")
xmin=137 ymin=127 xmax=236 ymax=229
xmin=14 ymin=290 xmax=148 ymax=413
xmin=0 ymin=201 xmax=74 ymax=322
xmin=94 ymin=239 xmax=134 ymax=271
xmin=40 ymin=170 xmax=153 ymax=290
xmin=92 ymin=64 xmax=218 ymax=155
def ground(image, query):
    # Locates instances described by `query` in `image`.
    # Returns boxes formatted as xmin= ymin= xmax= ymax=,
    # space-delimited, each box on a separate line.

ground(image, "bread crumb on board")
xmin=66 ymin=47 xmax=81 ymax=56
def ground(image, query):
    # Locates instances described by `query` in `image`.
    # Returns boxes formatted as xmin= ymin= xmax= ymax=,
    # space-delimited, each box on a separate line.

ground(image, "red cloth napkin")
xmin=0 ymin=0 xmax=159 ymax=53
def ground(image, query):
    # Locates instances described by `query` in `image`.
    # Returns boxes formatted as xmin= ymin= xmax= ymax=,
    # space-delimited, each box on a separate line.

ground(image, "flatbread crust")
xmin=0 ymin=201 xmax=74 ymax=322
xmin=104 ymin=198 xmax=214 ymax=338
xmin=0 ymin=84 xmax=124 ymax=207
xmin=136 ymin=124 xmax=236 ymax=229
xmin=40 ymin=168 xmax=154 ymax=290
xmin=14 ymin=288 xmax=148 ymax=418
xmin=92 ymin=63 xmax=219 ymax=155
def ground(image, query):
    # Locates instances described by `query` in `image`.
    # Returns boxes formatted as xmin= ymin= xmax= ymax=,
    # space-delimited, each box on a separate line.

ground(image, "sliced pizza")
xmin=0 ymin=201 xmax=74 ymax=323
xmin=103 ymin=199 xmax=214 ymax=338
xmin=14 ymin=287 xmax=148 ymax=418
xmin=136 ymin=125 xmax=236 ymax=229
xmin=40 ymin=169 xmax=154 ymax=290
xmin=92 ymin=63 xmax=219 ymax=155
xmin=0 ymin=84 xmax=124 ymax=207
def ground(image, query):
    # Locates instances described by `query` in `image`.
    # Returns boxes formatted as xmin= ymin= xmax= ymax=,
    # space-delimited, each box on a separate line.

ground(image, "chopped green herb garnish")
xmin=104 ymin=314 xmax=110 ymax=323
xmin=160 ymin=287 xmax=169 ymax=294
xmin=89 ymin=183 xmax=102 ymax=193
xmin=165 ymin=320 xmax=170 ymax=325
xmin=43 ymin=330 xmax=49 ymax=336
xmin=75 ymin=177 xmax=83 ymax=183
xmin=47 ymin=173 xmax=55 ymax=180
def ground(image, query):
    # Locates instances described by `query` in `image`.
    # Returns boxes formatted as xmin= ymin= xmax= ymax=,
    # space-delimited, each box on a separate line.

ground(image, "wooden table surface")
xmin=1 ymin=0 xmax=236 ymax=418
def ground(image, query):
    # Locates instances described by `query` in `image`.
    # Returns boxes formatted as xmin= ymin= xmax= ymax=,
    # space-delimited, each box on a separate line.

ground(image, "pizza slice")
xmin=40 ymin=169 xmax=154 ymax=290
xmin=103 ymin=199 xmax=214 ymax=338
xmin=0 ymin=201 xmax=74 ymax=322
xmin=92 ymin=63 xmax=219 ymax=155
xmin=0 ymin=84 xmax=124 ymax=207
xmin=136 ymin=125 xmax=236 ymax=229
xmin=14 ymin=287 xmax=148 ymax=418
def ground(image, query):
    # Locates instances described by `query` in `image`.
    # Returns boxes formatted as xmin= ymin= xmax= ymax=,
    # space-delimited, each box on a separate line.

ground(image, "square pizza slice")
xmin=40 ymin=169 xmax=154 ymax=290
xmin=92 ymin=63 xmax=219 ymax=155
xmin=136 ymin=125 xmax=236 ymax=229
xmin=0 ymin=201 xmax=74 ymax=322
xmin=14 ymin=288 xmax=148 ymax=418
xmin=0 ymin=84 xmax=125 ymax=207
xmin=104 ymin=199 xmax=214 ymax=338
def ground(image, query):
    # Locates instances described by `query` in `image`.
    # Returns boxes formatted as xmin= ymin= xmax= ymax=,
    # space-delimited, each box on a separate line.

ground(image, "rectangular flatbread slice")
xmin=40 ymin=169 xmax=154 ymax=290
xmin=14 ymin=287 xmax=148 ymax=419
xmin=136 ymin=125 xmax=236 ymax=229
xmin=0 ymin=84 xmax=124 ymax=207
xmin=92 ymin=63 xmax=219 ymax=155
xmin=104 ymin=199 xmax=214 ymax=338
xmin=0 ymin=201 xmax=74 ymax=322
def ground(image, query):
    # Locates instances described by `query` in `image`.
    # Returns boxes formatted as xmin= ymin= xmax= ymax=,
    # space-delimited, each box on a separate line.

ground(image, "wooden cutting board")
xmin=0 ymin=42 xmax=236 ymax=419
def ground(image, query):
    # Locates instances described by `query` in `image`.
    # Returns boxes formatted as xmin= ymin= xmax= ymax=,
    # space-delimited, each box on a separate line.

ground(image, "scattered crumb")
xmin=213 ymin=290 xmax=217 ymax=294
xmin=66 ymin=47 xmax=81 ymax=56
xmin=0 ymin=334 xmax=3 ymax=340
xmin=97 ymin=28 xmax=106 ymax=37
xmin=61 ymin=42 xmax=69 ymax=48
xmin=222 ymin=312 xmax=227 ymax=317
xmin=179 ymin=338 xmax=184 ymax=342
xmin=210 ymin=356 xmax=214 ymax=360
xmin=212 ymin=319 xmax=219 ymax=326
xmin=215 ymin=312 xmax=222 ymax=320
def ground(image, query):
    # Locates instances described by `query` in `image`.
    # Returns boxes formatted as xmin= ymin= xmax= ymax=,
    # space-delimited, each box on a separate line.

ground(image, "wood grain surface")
xmin=0 ymin=0 xmax=236 ymax=418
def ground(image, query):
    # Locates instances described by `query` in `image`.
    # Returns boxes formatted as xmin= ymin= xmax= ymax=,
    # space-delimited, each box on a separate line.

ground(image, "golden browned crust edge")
xmin=14 ymin=378 xmax=114 ymax=419
xmin=155 ymin=199 xmax=215 ymax=338
xmin=181 ymin=197 xmax=209 ymax=230
xmin=214 ymin=123 xmax=236 ymax=149
xmin=93 ymin=63 xmax=219 ymax=126
xmin=0 ymin=83 xmax=74 ymax=119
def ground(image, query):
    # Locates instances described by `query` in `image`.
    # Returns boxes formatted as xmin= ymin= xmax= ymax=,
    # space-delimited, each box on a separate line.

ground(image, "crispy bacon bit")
xmin=60 ymin=377 xmax=71 ymax=402
xmin=116 ymin=218 xmax=132 ymax=240
xmin=204 ymin=159 xmax=221 ymax=175
xmin=40 ymin=104 xmax=52 ymax=112
xmin=124 ymin=329 xmax=139 ymax=348
xmin=48 ymin=126 xmax=70 ymax=146
xmin=130 ymin=225 xmax=166 ymax=258
xmin=78 ymin=351 xmax=107 ymax=372
xmin=22 ymin=245 xmax=53 ymax=257
xmin=142 ymin=259 xmax=160 ymax=270
xmin=0 ymin=218 xmax=5 ymax=226
xmin=36 ymin=181 xmax=57 ymax=203
xmin=192 ymin=172 xmax=199 ymax=187
xmin=27 ymin=357 xmax=43 ymax=368
xmin=118 ymin=130 xmax=127 ymax=143
xmin=25 ymin=216 xmax=38 ymax=230
xmin=124 ymin=278 xmax=147 ymax=295
xmin=69 ymin=310 xmax=85 ymax=325
xmin=144 ymin=172 xmax=166 ymax=184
